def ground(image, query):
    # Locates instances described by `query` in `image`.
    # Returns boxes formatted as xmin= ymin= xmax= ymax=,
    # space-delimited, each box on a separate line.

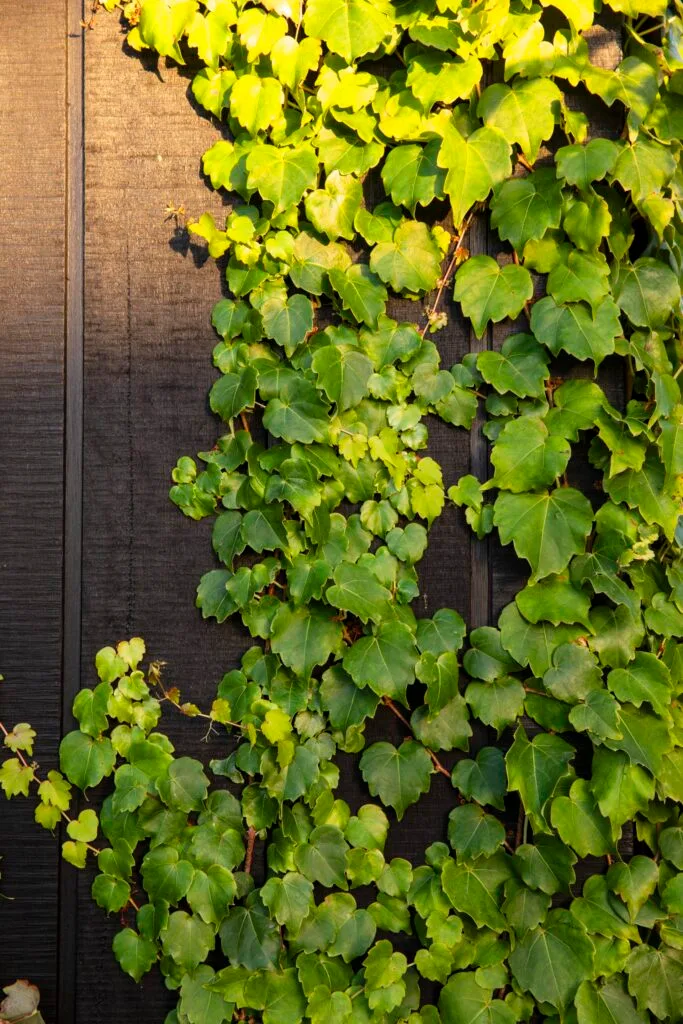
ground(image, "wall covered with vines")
xmin=2 ymin=0 xmax=683 ymax=1021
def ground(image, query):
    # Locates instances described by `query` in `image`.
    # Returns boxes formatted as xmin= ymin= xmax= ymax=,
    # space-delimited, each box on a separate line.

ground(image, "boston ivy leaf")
xmin=607 ymin=652 xmax=672 ymax=718
xmin=246 ymin=142 xmax=318 ymax=214
xmin=555 ymin=138 xmax=619 ymax=189
xmin=611 ymin=137 xmax=676 ymax=202
xmin=161 ymin=910 xmax=215 ymax=975
xmin=320 ymin=665 xmax=379 ymax=730
xmin=448 ymin=804 xmax=505 ymax=862
xmin=506 ymin=726 xmax=575 ymax=834
xmin=612 ymin=257 xmax=681 ymax=330
xmin=359 ymin=740 xmax=433 ymax=820
xmin=270 ymin=603 xmax=343 ymax=679
xmin=478 ymin=78 xmax=562 ymax=163
xmin=439 ymin=972 xmax=516 ymax=1024
xmin=326 ymin=562 xmax=393 ymax=624
xmin=290 ymin=231 xmax=352 ymax=295
xmin=303 ymin=0 xmax=394 ymax=63
xmin=477 ymin=333 xmax=549 ymax=398
xmin=491 ymin=169 xmax=563 ymax=252
xmin=490 ymin=416 xmax=570 ymax=492
xmin=230 ymin=74 xmax=284 ymax=135
xmin=329 ymin=264 xmax=388 ymax=328
xmin=509 ymin=908 xmax=594 ymax=1009
xmin=550 ymin=779 xmax=613 ymax=857
xmin=243 ymin=968 xmax=307 ymax=1024
xmin=381 ymin=141 xmax=446 ymax=213
xmin=196 ymin=569 xmax=236 ymax=623
xmin=451 ymin=747 xmax=506 ymax=811
xmin=261 ymin=293 xmax=314 ymax=356
xmin=494 ymin=488 xmax=593 ymax=581
xmin=531 ymin=296 xmax=621 ymax=367
xmin=343 ymin=621 xmax=418 ymax=704
xmin=179 ymin=966 xmax=235 ymax=1024
xmin=441 ymin=853 xmax=512 ymax=931
xmin=219 ymin=904 xmax=280 ymax=970
xmin=407 ymin=50 xmax=483 ymax=110
xmin=370 ymin=220 xmax=442 ymax=295
xmin=261 ymin=872 xmax=314 ymax=931
xmin=209 ymin=367 xmax=257 ymax=421
xmin=576 ymin=977 xmax=647 ymax=1024
xmin=60 ymin=732 xmax=116 ymax=792
xmin=263 ymin=380 xmax=330 ymax=444
xmin=294 ymin=825 xmax=349 ymax=887
xmin=547 ymin=250 xmax=610 ymax=311
xmin=626 ymin=944 xmax=683 ymax=1021
xmin=112 ymin=928 xmax=158 ymax=983
xmin=312 ymin=344 xmax=373 ymax=411
xmin=603 ymin=451 xmax=679 ymax=542
xmin=465 ymin=677 xmax=525 ymax=735
xmin=437 ymin=123 xmax=512 ymax=227
xmin=305 ymin=171 xmax=362 ymax=241
xmin=411 ymin=695 xmax=472 ymax=752
xmin=454 ymin=256 xmax=533 ymax=339
xmin=514 ymin=835 xmax=577 ymax=896
xmin=591 ymin=748 xmax=655 ymax=840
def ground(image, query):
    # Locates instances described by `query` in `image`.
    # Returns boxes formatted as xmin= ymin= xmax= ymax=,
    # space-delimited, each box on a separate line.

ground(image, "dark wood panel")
xmin=0 ymin=2 xmax=67 ymax=1019
xmin=78 ymin=14 xmax=247 ymax=1022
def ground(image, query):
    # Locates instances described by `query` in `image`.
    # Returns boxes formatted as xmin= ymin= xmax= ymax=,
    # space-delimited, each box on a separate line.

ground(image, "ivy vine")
xmin=3 ymin=0 xmax=683 ymax=1021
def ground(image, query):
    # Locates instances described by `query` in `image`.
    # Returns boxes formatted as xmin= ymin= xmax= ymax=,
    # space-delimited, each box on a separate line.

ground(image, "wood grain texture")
xmin=0 ymin=2 xmax=67 ymax=1018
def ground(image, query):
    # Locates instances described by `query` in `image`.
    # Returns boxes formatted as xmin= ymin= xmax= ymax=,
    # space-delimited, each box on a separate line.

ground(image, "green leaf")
xmin=381 ymin=141 xmax=446 ymax=214
xmin=626 ymin=944 xmax=683 ymax=1020
xmin=261 ymin=872 xmax=314 ymax=932
xmin=441 ymin=853 xmax=512 ymax=931
xmin=591 ymin=748 xmax=655 ymax=841
xmin=59 ymin=732 xmax=116 ymax=792
xmin=465 ymin=677 xmax=525 ymax=735
xmin=230 ymin=75 xmax=283 ymax=135
xmin=326 ymin=562 xmax=392 ymax=624
xmin=612 ymin=138 xmax=676 ymax=202
xmin=294 ymin=825 xmax=349 ymax=888
xmin=514 ymin=835 xmax=577 ymax=895
xmin=219 ymin=904 xmax=280 ymax=970
xmin=303 ymin=0 xmax=394 ymax=63
xmin=439 ymin=972 xmax=516 ymax=1024
xmin=437 ymin=124 xmax=511 ymax=227
xmin=180 ymin=966 xmax=235 ymax=1024
xmin=141 ymin=846 xmax=195 ymax=905
xmin=531 ymin=296 xmax=621 ymax=367
xmin=305 ymin=171 xmax=362 ymax=241
xmin=499 ymin=602 xmax=583 ymax=677
xmin=612 ymin=257 xmax=681 ymax=330
xmin=246 ymin=142 xmax=318 ymax=214
xmin=494 ymin=488 xmax=593 ymax=581
xmin=311 ymin=344 xmax=373 ymax=411
xmin=411 ymin=696 xmax=472 ymax=753
xmin=160 ymin=910 xmax=215 ymax=974
xmin=506 ymin=726 xmax=574 ymax=833
xmin=370 ymin=221 xmax=442 ymax=294
xmin=261 ymin=293 xmax=314 ymax=356
xmin=491 ymin=169 xmax=563 ymax=253
xmin=607 ymin=652 xmax=672 ymax=718
xmin=157 ymin=757 xmax=209 ymax=813
xmin=575 ymin=978 xmax=647 ymax=1024
xmin=477 ymin=333 xmax=549 ymax=398
xmin=112 ymin=928 xmax=157 ymax=983
xmin=555 ymin=138 xmax=619 ymax=189
xmin=490 ymin=416 xmax=570 ymax=492
xmin=244 ymin=968 xmax=306 ymax=1024
xmin=359 ymin=740 xmax=432 ymax=820
xmin=343 ymin=622 xmax=418 ymax=704
xmin=478 ymin=78 xmax=562 ymax=163
xmin=451 ymin=747 xmax=506 ymax=811
xmin=454 ymin=256 xmax=533 ymax=339
xmin=550 ymin=779 xmax=612 ymax=857
xmin=329 ymin=264 xmax=388 ymax=329
xmin=448 ymin=804 xmax=505 ymax=862
xmin=320 ymin=665 xmax=379 ymax=730
xmin=509 ymin=908 xmax=594 ymax=1009
xmin=271 ymin=604 xmax=343 ymax=679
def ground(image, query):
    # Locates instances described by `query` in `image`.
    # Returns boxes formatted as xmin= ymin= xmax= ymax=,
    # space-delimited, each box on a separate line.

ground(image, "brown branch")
xmin=421 ymin=210 xmax=476 ymax=337
xmin=244 ymin=826 xmax=256 ymax=875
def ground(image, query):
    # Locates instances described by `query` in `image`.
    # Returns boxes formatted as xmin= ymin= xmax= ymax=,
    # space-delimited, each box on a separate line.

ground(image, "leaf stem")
xmin=244 ymin=826 xmax=256 ymax=874
xmin=421 ymin=210 xmax=476 ymax=338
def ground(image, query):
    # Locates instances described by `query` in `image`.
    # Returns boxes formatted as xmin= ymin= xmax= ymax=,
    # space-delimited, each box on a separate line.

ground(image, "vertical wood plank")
xmin=0 ymin=2 xmax=67 ymax=1018
xmin=78 ymin=15 xmax=246 ymax=1021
